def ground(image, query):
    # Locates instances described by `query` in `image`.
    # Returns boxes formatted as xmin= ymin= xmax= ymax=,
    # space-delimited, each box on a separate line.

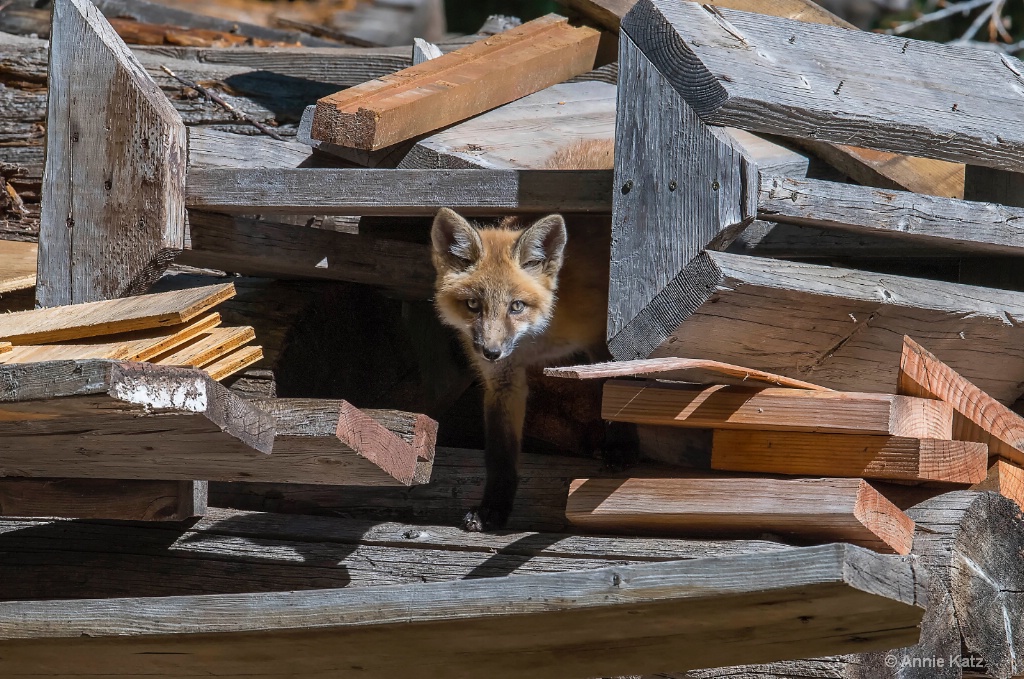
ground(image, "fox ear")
xmin=431 ymin=208 xmax=482 ymax=270
xmin=516 ymin=214 xmax=567 ymax=275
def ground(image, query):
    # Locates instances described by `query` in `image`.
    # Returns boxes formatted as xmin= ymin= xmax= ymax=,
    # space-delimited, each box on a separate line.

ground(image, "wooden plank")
xmin=0 ymin=360 xmax=277 ymax=481
xmin=185 ymin=168 xmax=613 ymax=216
xmin=0 ymin=478 xmax=206 ymax=520
xmin=560 ymin=0 xmax=848 ymax=32
xmin=609 ymin=32 xmax=754 ymax=350
xmin=758 ymin=174 xmax=1024 ymax=256
xmin=545 ymin=357 xmax=828 ymax=390
xmin=0 ymin=343 xmax=10 ymax=355
xmin=0 ymin=313 xmax=222 ymax=365
xmin=180 ymin=212 xmax=435 ymax=299
xmin=971 ymin=458 xmax=1024 ymax=510
xmin=625 ymin=1 xmax=1024 ymax=173
xmin=711 ymin=430 xmax=988 ymax=484
xmin=311 ymin=15 xmax=600 ymax=151
xmin=898 ymin=335 xmax=1024 ymax=464
xmin=37 ymin=0 xmax=187 ymax=307
xmin=0 ymin=240 xmax=35 ymax=294
xmin=204 ymin=345 xmax=263 ymax=382
xmin=602 ymin=380 xmax=953 ymax=438
xmin=566 ymin=476 xmax=914 ymax=554
xmin=151 ymin=326 xmax=255 ymax=368
xmin=609 ymin=250 xmax=1024 ymax=405
xmin=0 ymin=283 xmax=234 ymax=345
xmin=0 ymin=544 xmax=925 ymax=678
xmin=186 ymin=128 xmax=315 ymax=170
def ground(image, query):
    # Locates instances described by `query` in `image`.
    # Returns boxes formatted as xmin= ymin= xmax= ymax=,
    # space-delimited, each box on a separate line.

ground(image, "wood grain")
xmin=610 ymin=250 xmax=1024 ymax=406
xmin=0 ymin=478 xmax=205 ymax=520
xmin=971 ymin=458 xmax=1024 ymax=510
xmin=0 ymin=240 xmax=35 ymax=294
xmin=712 ymin=429 xmax=988 ymax=484
xmin=0 ymin=283 xmax=233 ymax=345
xmin=566 ymin=476 xmax=914 ymax=554
xmin=311 ymin=15 xmax=600 ymax=150
xmin=37 ymin=0 xmax=186 ymax=306
xmin=602 ymin=380 xmax=953 ymax=438
xmin=185 ymin=168 xmax=613 ymax=216
xmin=899 ymin=335 xmax=1024 ymax=464
xmin=545 ymin=357 xmax=828 ymax=390
xmin=204 ymin=345 xmax=263 ymax=382
xmin=0 ymin=543 xmax=924 ymax=678
xmin=625 ymin=1 xmax=1024 ymax=173
xmin=151 ymin=326 xmax=255 ymax=368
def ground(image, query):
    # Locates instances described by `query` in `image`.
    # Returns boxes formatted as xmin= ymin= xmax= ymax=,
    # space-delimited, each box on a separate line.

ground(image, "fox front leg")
xmin=464 ymin=365 xmax=528 ymax=532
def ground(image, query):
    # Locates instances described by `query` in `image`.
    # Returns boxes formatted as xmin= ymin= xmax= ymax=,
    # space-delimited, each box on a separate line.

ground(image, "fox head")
xmin=430 ymin=208 xmax=567 ymax=363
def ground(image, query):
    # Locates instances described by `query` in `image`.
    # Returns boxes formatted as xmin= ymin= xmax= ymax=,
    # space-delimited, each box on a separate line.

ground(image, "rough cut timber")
xmin=0 ymin=544 xmax=926 ymax=678
xmin=0 ymin=283 xmax=233 ymax=345
xmin=758 ymin=175 xmax=1024 ymax=256
xmin=204 ymin=345 xmax=263 ymax=382
xmin=711 ymin=430 xmax=988 ymax=484
xmin=972 ymin=458 xmax=1024 ymax=510
xmin=36 ymin=0 xmax=187 ymax=307
xmin=311 ymin=14 xmax=600 ymax=150
xmin=566 ymin=476 xmax=914 ymax=554
xmin=0 ymin=240 xmax=35 ymax=294
xmin=609 ymin=32 xmax=754 ymax=348
xmin=150 ymin=326 xmax=256 ymax=368
xmin=0 ymin=478 xmax=206 ymax=521
xmin=626 ymin=1 xmax=1024 ymax=174
xmin=185 ymin=168 xmax=612 ymax=216
xmin=602 ymin=380 xmax=953 ymax=438
xmin=545 ymin=357 xmax=828 ymax=389
xmin=899 ymin=335 xmax=1024 ymax=464
xmin=609 ymin=250 xmax=1024 ymax=405
xmin=0 ymin=360 xmax=276 ymax=481
xmin=565 ymin=0 xmax=965 ymax=198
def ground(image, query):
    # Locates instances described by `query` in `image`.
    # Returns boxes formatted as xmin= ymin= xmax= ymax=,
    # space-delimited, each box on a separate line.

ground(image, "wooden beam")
xmin=0 ymin=283 xmax=234 ymax=345
xmin=899 ymin=335 xmax=1024 ymax=464
xmin=608 ymin=250 xmax=1024 ymax=406
xmin=0 ymin=360 xmax=277 ymax=481
xmin=311 ymin=15 xmax=600 ymax=150
xmin=609 ymin=31 xmax=754 ymax=350
xmin=559 ymin=0 xmax=848 ymax=32
xmin=624 ymin=1 xmax=1024 ymax=173
xmin=758 ymin=175 xmax=1024 ymax=256
xmin=180 ymin=211 xmax=435 ymax=299
xmin=602 ymin=380 xmax=953 ymax=438
xmin=971 ymin=458 xmax=1024 ymax=510
xmin=0 ymin=478 xmax=206 ymax=520
xmin=0 ymin=240 xmax=35 ymax=294
xmin=545 ymin=357 xmax=828 ymax=389
xmin=0 ymin=543 xmax=925 ymax=677
xmin=566 ymin=476 xmax=914 ymax=554
xmin=37 ymin=0 xmax=187 ymax=306
xmin=185 ymin=168 xmax=613 ymax=216
xmin=186 ymin=128 xmax=316 ymax=170
xmin=711 ymin=430 xmax=988 ymax=484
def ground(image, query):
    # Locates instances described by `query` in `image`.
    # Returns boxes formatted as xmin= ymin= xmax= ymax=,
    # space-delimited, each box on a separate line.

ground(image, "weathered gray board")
xmin=0 ymin=544 xmax=925 ymax=678
xmin=623 ymin=0 xmax=1024 ymax=173
xmin=610 ymin=250 xmax=1024 ymax=405
xmin=609 ymin=31 xmax=754 ymax=348
xmin=36 ymin=0 xmax=186 ymax=306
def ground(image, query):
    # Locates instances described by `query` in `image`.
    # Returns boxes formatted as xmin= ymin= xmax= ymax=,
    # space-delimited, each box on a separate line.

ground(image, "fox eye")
xmin=509 ymin=300 xmax=526 ymax=314
xmin=466 ymin=298 xmax=481 ymax=312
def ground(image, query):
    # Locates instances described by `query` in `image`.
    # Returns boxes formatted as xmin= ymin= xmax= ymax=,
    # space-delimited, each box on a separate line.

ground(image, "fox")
xmin=430 ymin=139 xmax=615 ymax=532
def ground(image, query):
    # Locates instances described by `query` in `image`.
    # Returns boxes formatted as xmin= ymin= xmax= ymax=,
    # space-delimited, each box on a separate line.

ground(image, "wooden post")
xmin=37 ymin=0 xmax=186 ymax=307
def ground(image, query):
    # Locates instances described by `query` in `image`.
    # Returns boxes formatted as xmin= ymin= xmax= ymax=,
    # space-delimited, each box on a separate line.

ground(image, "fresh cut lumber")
xmin=310 ymin=14 xmax=600 ymax=150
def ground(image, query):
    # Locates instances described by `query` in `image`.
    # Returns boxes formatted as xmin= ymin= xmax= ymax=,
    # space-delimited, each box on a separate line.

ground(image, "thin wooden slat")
xmin=758 ymin=175 xmax=1024 ymax=256
xmin=566 ymin=476 xmax=914 ymax=554
xmin=602 ymin=380 xmax=953 ymax=438
xmin=0 ymin=478 xmax=206 ymax=521
xmin=0 ymin=283 xmax=234 ymax=345
xmin=898 ymin=335 xmax=1024 ymax=464
xmin=311 ymin=15 xmax=600 ymax=150
xmin=545 ymin=357 xmax=828 ymax=390
xmin=609 ymin=250 xmax=1024 ymax=405
xmin=204 ymin=345 xmax=263 ymax=382
xmin=0 ymin=544 xmax=925 ymax=678
xmin=625 ymin=1 xmax=1024 ymax=173
xmin=152 ymin=326 xmax=255 ymax=368
xmin=711 ymin=430 xmax=988 ymax=484
xmin=185 ymin=168 xmax=613 ymax=215
xmin=971 ymin=458 xmax=1024 ymax=510
xmin=36 ymin=0 xmax=187 ymax=306
xmin=0 ymin=240 xmax=36 ymax=294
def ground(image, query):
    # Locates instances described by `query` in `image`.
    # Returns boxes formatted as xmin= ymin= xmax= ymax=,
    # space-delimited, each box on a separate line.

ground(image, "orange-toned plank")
xmin=971 ymin=458 xmax=1024 ymax=510
xmin=152 ymin=326 xmax=255 ymax=368
xmin=204 ymin=345 xmax=263 ymax=381
xmin=545 ymin=357 xmax=829 ymax=390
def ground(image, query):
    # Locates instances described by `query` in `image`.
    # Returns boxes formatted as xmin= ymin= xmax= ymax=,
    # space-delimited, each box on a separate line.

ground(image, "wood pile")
xmin=7 ymin=0 xmax=1024 ymax=676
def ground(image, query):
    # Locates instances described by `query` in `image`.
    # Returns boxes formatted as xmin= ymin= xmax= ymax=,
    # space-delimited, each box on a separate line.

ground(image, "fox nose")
xmin=481 ymin=347 xmax=502 ymax=361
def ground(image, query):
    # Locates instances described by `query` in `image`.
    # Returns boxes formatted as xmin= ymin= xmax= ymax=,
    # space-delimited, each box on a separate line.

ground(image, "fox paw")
xmin=461 ymin=506 xmax=510 ymax=532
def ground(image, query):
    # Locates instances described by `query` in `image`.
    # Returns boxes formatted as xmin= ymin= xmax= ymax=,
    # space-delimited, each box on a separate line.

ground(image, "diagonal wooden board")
xmin=545 ymin=357 xmax=828 ymax=390
xmin=151 ymin=326 xmax=256 ymax=368
xmin=204 ymin=345 xmax=263 ymax=381
xmin=0 ymin=283 xmax=234 ymax=344
xmin=0 ymin=240 xmax=36 ymax=294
